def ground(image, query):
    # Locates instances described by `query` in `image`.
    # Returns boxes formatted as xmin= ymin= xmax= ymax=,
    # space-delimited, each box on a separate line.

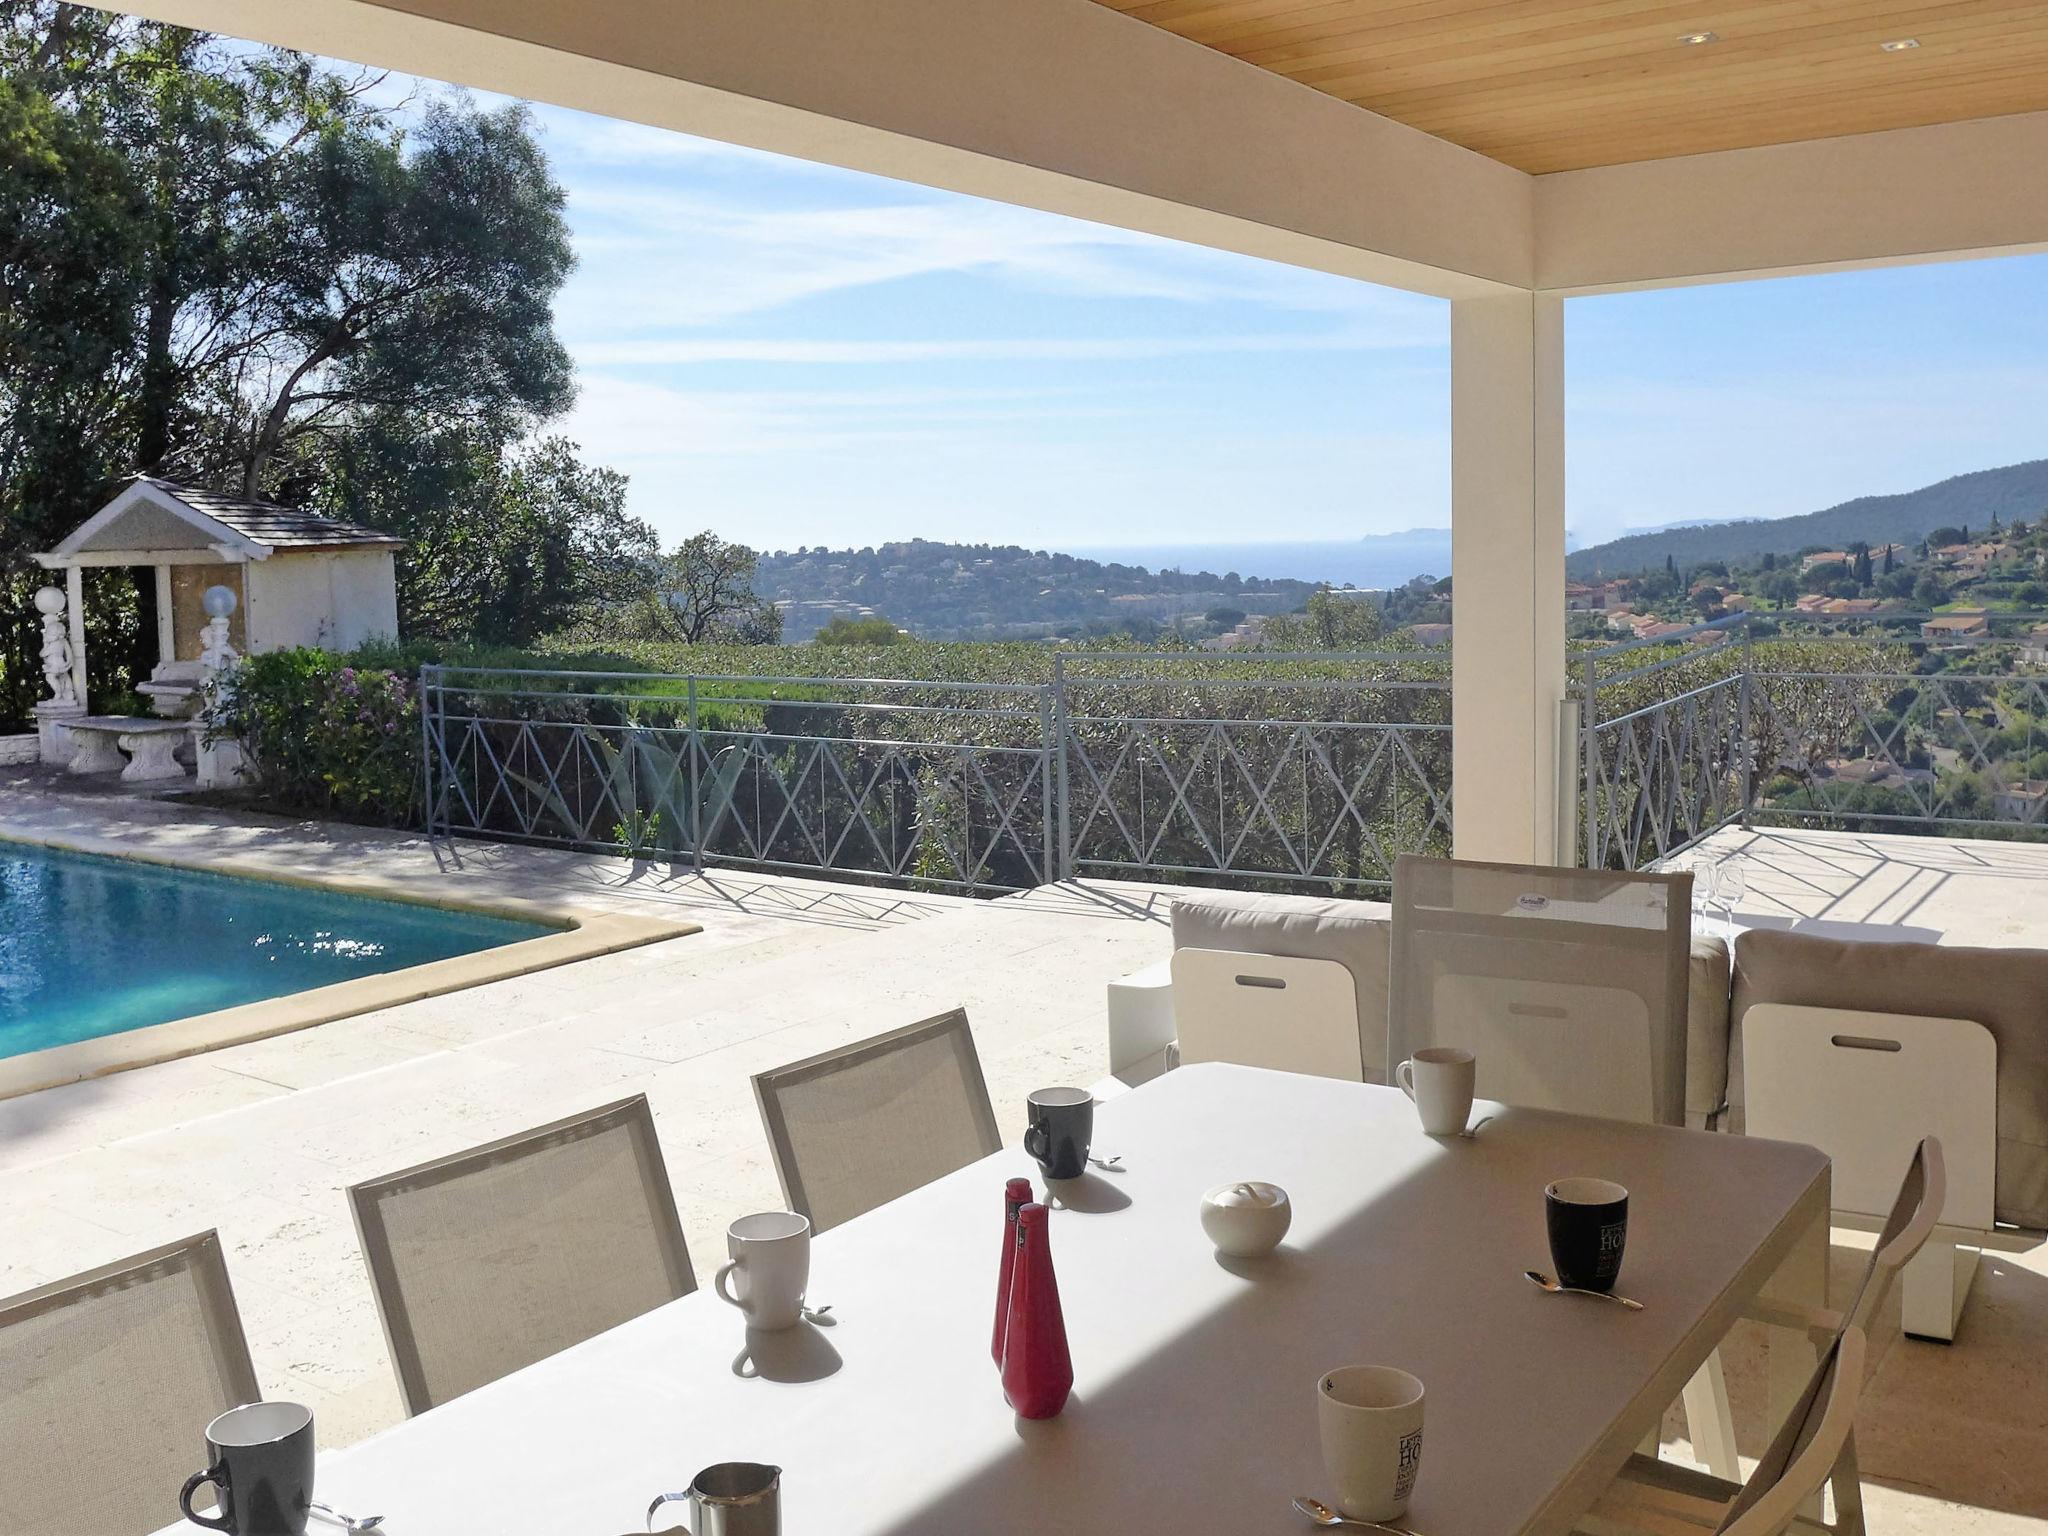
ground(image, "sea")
xmin=1068 ymin=534 xmax=1453 ymax=592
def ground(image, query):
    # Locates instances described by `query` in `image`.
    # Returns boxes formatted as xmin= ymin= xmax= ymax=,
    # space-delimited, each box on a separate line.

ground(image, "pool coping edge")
xmin=0 ymin=829 xmax=699 ymax=1101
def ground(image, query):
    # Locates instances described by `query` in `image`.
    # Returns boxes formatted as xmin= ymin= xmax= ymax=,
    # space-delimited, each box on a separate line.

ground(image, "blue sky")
xmin=408 ymin=79 xmax=2048 ymax=557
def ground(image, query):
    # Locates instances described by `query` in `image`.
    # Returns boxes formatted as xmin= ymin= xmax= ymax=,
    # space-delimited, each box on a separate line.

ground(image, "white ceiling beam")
xmin=1537 ymin=108 xmax=2048 ymax=295
xmin=90 ymin=0 xmax=1532 ymax=300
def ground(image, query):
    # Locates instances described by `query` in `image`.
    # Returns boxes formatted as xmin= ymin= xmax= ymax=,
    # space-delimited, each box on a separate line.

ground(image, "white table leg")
xmin=118 ymin=730 xmax=189 ymax=782
xmin=66 ymin=730 xmax=125 ymax=775
xmin=1681 ymin=1349 xmax=1740 ymax=1480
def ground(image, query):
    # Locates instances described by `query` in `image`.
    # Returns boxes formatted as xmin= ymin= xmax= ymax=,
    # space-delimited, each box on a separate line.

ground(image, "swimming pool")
xmin=0 ymin=839 xmax=557 ymax=1059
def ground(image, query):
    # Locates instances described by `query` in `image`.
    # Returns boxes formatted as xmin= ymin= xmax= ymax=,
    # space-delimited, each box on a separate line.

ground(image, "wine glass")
xmin=1716 ymin=858 xmax=1747 ymax=935
xmin=1678 ymin=854 xmax=1713 ymax=920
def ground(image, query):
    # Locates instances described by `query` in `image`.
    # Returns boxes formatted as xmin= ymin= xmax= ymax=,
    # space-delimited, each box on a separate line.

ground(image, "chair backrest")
xmin=1716 ymin=1325 xmax=1868 ymax=1536
xmin=1844 ymin=1136 xmax=1946 ymax=1336
xmin=0 ymin=1231 xmax=260 ymax=1536
xmin=350 ymin=1095 xmax=694 ymax=1415
xmin=753 ymin=1009 xmax=1001 ymax=1233
xmin=1169 ymin=891 xmax=1392 ymax=1081
xmin=1742 ymin=1003 xmax=1990 ymax=1232
xmin=1388 ymin=854 xmax=1694 ymax=1126
xmin=1171 ymin=948 xmax=1364 ymax=1081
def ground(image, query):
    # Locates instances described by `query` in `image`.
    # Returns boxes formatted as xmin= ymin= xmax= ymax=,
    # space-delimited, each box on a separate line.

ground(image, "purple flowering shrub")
xmin=212 ymin=648 xmax=421 ymax=824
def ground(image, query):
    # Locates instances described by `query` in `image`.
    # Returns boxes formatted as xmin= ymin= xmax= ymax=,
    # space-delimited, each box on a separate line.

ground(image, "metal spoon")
xmin=1524 ymin=1269 xmax=1644 ymax=1310
xmin=310 ymin=1504 xmax=384 ymax=1531
xmin=802 ymin=1303 xmax=835 ymax=1325
xmin=1456 ymin=1115 xmax=1494 ymax=1139
xmin=1292 ymin=1494 xmax=1421 ymax=1533
xmin=1088 ymin=1153 xmax=1124 ymax=1172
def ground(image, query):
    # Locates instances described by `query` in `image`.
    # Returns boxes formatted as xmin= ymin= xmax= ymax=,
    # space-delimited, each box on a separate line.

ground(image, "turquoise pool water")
xmin=0 ymin=840 xmax=555 ymax=1058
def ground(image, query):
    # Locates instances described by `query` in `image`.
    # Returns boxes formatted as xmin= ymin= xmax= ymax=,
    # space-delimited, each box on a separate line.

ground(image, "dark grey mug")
xmin=179 ymin=1401 xmax=315 ymax=1536
xmin=1023 ymin=1087 xmax=1093 ymax=1180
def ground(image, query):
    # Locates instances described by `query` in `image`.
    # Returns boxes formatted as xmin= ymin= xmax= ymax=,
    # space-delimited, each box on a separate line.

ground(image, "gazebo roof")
xmin=35 ymin=477 xmax=403 ymax=567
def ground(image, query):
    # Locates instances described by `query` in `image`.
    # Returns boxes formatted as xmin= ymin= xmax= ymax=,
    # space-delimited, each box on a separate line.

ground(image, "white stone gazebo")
xmin=30 ymin=476 xmax=402 ymax=783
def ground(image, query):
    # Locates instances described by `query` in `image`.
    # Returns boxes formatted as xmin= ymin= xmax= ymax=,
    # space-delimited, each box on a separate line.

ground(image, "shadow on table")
xmin=732 ymin=1321 xmax=842 ymax=1383
xmin=1044 ymin=1173 xmax=1131 ymax=1214
xmin=1214 ymin=1244 xmax=1311 ymax=1283
xmin=864 ymin=1097 xmax=1857 ymax=1536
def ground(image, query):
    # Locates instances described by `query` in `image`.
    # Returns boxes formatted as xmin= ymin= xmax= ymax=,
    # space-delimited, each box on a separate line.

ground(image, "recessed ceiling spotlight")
xmin=1879 ymin=37 xmax=1920 ymax=51
xmin=1678 ymin=30 xmax=1719 ymax=45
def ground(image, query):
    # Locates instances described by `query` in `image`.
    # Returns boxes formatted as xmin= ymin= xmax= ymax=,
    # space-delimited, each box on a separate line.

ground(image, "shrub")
xmin=212 ymin=649 xmax=420 ymax=825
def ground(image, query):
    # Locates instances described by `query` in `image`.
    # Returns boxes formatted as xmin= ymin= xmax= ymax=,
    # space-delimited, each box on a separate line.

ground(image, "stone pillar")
xmin=32 ymin=584 xmax=84 ymax=764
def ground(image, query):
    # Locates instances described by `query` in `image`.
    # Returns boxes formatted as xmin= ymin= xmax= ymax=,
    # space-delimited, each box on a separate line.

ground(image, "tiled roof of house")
xmin=138 ymin=477 xmax=403 ymax=550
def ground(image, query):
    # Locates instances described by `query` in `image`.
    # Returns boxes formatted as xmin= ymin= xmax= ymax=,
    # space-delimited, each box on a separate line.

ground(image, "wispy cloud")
xmin=568 ymin=329 xmax=1423 ymax=366
xmin=558 ymin=183 xmax=1440 ymax=329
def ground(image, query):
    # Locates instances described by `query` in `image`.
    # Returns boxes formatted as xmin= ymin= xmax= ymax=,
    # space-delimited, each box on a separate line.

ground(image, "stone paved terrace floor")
xmin=3 ymin=778 xmax=2046 ymax=1533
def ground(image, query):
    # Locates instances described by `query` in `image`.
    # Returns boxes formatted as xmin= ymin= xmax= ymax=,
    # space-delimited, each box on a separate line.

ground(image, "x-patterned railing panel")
xmin=420 ymin=654 xmax=1457 ymax=898
xmin=1575 ymin=611 xmax=2048 ymax=869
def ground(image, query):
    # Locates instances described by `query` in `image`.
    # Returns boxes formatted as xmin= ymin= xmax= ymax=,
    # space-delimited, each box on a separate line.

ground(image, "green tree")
xmin=643 ymin=532 xmax=782 ymax=645
xmin=320 ymin=423 xmax=654 ymax=644
xmin=1913 ymin=573 xmax=1949 ymax=609
xmin=0 ymin=3 xmax=152 ymax=720
xmin=230 ymin=97 xmax=575 ymax=497
xmin=1260 ymin=588 xmax=1384 ymax=650
xmin=0 ymin=9 xmax=614 ymax=721
xmin=1804 ymin=560 xmax=1849 ymax=594
xmin=1758 ymin=570 xmax=1799 ymax=607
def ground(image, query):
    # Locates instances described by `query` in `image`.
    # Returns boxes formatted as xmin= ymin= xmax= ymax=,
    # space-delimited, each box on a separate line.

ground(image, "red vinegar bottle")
xmin=1000 ymin=1202 xmax=1073 ymax=1419
xmin=992 ymin=1176 xmax=1033 ymax=1368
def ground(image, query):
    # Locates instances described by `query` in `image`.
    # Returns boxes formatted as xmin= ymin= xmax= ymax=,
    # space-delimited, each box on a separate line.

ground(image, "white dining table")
xmin=156 ymin=1064 xmax=1830 ymax=1536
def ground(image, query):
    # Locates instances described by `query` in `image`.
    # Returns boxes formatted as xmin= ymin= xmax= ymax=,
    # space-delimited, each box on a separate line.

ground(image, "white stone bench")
xmin=65 ymin=715 xmax=194 ymax=782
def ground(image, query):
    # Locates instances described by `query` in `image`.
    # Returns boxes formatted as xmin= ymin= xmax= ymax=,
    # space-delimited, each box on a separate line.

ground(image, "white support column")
xmin=1450 ymin=292 xmax=1566 ymax=865
xmin=64 ymin=563 xmax=87 ymax=711
xmin=155 ymin=563 xmax=175 ymax=664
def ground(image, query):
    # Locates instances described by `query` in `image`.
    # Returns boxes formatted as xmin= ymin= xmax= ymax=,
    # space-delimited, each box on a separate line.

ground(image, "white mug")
xmin=1317 ymin=1364 xmax=1425 ymax=1524
xmin=713 ymin=1211 xmax=811 ymax=1331
xmin=1396 ymin=1047 xmax=1475 ymax=1136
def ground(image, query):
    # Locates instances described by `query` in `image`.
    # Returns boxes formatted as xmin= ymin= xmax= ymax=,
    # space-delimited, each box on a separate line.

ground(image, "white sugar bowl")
xmin=1200 ymin=1180 xmax=1292 ymax=1258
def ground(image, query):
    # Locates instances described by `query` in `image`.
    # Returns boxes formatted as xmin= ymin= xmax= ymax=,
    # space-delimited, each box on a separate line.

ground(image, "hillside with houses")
xmin=754 ymin=541 xmax=1320 ymax=641
xmin=1569 ymin=512 xmax=2048 ymax=643
xmin=1563 ymin=457 xmax=2048 ymax=580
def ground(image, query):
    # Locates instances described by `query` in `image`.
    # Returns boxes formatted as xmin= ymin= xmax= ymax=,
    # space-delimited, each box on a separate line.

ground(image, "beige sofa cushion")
xmin=1686 ymin=935 xmax=1733 ymax=1128
xmin=1730 ymin=928 xmax=2048 ymax=1230
xmin=1170 ymin=892 xmax=1733 ymax=1118
xmin=1170 ymin=893 xmax=1392 ymax=1083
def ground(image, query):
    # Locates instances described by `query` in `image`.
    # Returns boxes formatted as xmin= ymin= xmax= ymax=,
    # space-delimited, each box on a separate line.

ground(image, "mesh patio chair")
xmin=753 ymin=1008 xmax=1001 ymax=1233
xmin=349 ymin=1095 xmax=695 ymax=1416
xmin=1388 ymin=856 xmax=1727 ymax=1470
xmin=1388 ymin=854 xmax=1694 ymax=1126
xmin=0 ymin=1230 xmax=260 ymax=1536
xmin=1576 ymin=1326 xmax=1870 ymax=1536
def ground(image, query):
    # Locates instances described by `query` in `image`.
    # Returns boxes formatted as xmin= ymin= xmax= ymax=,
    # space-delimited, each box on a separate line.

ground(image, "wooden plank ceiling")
xmin=1089 ymin=1 xmax=2048 ymax=173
